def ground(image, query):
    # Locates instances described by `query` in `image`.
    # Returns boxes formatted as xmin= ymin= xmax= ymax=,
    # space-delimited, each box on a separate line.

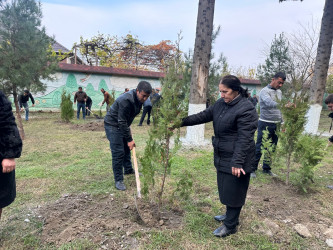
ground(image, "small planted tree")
xmin=60 ymin=91 xmax=74 ymax=122
xmin=140 ymin=38 xmax=189 ymax=211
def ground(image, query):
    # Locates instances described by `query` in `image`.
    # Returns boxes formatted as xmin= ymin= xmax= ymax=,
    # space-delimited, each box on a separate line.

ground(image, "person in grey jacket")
xmin=181 ymin=75 xmax=258 ymax=238
xmin=251 ymin=72 xmax=285 ymax=177
xmin=104 ymin=81 xmax=152 ymax=191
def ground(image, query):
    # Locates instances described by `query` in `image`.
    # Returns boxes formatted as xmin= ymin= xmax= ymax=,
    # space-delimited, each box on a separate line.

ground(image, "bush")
xmin=60 ymin=90 xmax=74 ymax=122
xmin=293 ymin=135 xmax=325 ymax=193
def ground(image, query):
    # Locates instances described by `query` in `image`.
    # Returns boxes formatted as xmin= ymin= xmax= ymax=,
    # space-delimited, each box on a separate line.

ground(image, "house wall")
xmin=31 ymin=71 xmax=161 ymax=110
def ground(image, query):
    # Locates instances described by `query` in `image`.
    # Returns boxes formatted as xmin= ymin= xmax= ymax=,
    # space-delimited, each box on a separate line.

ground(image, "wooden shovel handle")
xmin=132 ymin=147 xmax=142 ymax=198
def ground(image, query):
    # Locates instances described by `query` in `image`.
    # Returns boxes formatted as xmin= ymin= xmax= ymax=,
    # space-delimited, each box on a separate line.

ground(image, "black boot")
xmin=214 ymin=214 xmax=226 ymax=222
xmin=213 ymin=224 xmax=237 ymax=237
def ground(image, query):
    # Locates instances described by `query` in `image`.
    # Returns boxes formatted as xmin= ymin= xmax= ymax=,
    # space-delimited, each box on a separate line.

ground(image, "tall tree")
xmin=0 ymin=0 xmax=58 ymax=139
xmin=304 ymin=0 xmax=333 ymax=134
xmin=257 ymin=33 xmax=291 ymax=86
xmin=77 ymin=33 xmax=177 ymax=71
xmin=185 ymin=0 xmax=215 ymax=144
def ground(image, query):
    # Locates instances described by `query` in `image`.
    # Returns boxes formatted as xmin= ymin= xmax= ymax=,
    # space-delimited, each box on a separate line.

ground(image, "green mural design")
xmin=98 ymin=79 xmax=109 ymax=91
xmin=32 ymin=74 xmax=122 ymax=109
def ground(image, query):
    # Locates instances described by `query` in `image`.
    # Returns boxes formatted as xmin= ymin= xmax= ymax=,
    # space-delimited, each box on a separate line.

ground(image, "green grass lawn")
xmin=0 ymin=112 xmax=332 ymax=250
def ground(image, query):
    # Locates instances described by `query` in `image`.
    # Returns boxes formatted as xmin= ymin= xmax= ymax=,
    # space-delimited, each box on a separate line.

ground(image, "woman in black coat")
xmin=0 ymin=90 xmax=23 ymax=220
xmin=181 ymin=75 xmax=258 ymax=237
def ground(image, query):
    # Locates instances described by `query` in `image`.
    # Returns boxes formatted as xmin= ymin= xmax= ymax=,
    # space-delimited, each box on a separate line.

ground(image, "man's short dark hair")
xmin=24 ymin=89 xmax=29 ymax=94
xmin=137 ymin=81 xmax=152 ymax=94
xmin=78 ymin=86 xmax=82 ymax=90
xmin=325 ymin=94 xmax=333 ymax=104
xmin=273 ymin=72 xmax=286 ymax=81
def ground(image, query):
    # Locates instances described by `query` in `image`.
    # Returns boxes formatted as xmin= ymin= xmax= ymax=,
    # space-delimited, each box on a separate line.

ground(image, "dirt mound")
xmin=71 ymin=121 xmax=105 ymax=131
xmin=38 ymin=193 xmax=183 ymax=248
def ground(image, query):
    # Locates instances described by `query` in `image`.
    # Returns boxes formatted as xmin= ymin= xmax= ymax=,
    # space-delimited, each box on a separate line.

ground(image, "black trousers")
xmin=139 ymin=106 xmax=152 ymax=125
xmin=217 ymin=171 xmax=250 ymax=229
xmin=253 ymin=120 xmax=279 ymax=171
xmin=224 ymin=206 xmax=242 ymax=229
xmin=0 ymin=159 xmax=16 ymax=208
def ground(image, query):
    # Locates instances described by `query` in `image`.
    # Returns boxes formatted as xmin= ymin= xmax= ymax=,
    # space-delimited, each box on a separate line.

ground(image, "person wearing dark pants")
xmin=251 ymin=72 xmax=286 ymax=178
xmin=104 ymin=81 xmax=152 ymax=191
xmin=181 ymin=75 xmax=258 ymax=237
xmin=252 ymin=121 xmax=279 ymax=174
xmin=85 ymin=96 xmax=92 ymax=116
xmin=19 ymin=90 xmax=35 ymax=121
xmin=0 ymin=91 xmax=23 ymax=220
xmin=105 ymin=126 xmax=134 ymax=182
xmin=138 ymin=98 xmax=152 ymax=126
xmin=74 ymin=87 xmax=87 ymax=120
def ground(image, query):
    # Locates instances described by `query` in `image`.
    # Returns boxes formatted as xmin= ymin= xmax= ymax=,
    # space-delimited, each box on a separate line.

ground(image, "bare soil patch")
xmin=71 ymin=121 xmax=105 ymax=132
xmin=37 ymin=193 xmax=183 ymax=248
xmin=247 ymin=178 xmax=333 ymax=245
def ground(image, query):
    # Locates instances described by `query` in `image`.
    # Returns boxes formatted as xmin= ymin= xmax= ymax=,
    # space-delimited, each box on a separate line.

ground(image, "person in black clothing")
xmin=180 ymin=75 xmax=258 ymax=237
xmin=85 ymin=96 xmax=93 ymax=116
xmin=19 ymin=90 xmax=35 ymax=121
xmin=138 ymin=97 xmax=152 ymax=126
xmin=104 ymin=81 xmax=152 ymax=191
xmin=249 ymin=94 xmax=258 ymax=107
xmin=0 ymin=90 xmax=23 ymax=220
xmin=325 ymin=94 xmax=333 ymax=190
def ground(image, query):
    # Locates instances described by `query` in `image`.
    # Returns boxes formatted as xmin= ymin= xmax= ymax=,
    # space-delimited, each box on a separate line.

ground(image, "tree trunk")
xmin=305 ymin=0 xmax=333 ymax=134
xmin=185 ymin=0 xmax=215 ymax=144
xmin=13 ymin=87 xmax=25 ymax=140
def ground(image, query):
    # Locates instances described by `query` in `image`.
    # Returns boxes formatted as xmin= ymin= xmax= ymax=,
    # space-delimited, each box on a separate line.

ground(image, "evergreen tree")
xmin=140 ymin=40 xmax=189 ymax=211
xmin=257 ymin=33 xmax=291 ymax=86
xmin=60 ymin=91 xmax=74 ymax=122
xmin=0 ymin=0 xmax=58 ymax=138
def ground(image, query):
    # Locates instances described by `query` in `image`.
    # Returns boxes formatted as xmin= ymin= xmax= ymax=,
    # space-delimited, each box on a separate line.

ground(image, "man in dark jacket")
xmin=104 ymin=81 xmax=152 ymax=191
xmin=138 ymin=97 xmax=152 ymax=126
xmin=74 ymin=87 xmax=87 ymax=119
xmin=19 ymin=90 xmax=35 ymax=121
xmin=85 ymin=96 xmax=93 ymax=116
xmin=0 ymin=91 xmax=23 ymax=220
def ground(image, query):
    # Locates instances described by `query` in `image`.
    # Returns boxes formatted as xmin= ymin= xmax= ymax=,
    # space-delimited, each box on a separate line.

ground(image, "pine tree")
xmin=0 ymin=0 xmax=58 ymax=139
xmin=60 ymin=91 xmax=74 ymax=122
xmin=140 ymin=40 xmax=189 ymax=211
xmin=257 ymin=33 xmax=291 ymax=86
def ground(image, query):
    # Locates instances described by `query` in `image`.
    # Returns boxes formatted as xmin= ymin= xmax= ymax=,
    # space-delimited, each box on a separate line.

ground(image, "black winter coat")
xmin=104 ymin=89 xmax=143 ymax=142
xmin=182 ymin=95 xmax=258 ymax=174
xmin=0 ymin=91 xmax=22 ymax=160
xmin=0 ymin=90 xmax=22 ymax=208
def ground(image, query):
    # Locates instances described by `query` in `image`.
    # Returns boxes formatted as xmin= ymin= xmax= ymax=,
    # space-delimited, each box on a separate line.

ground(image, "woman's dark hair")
xmin=325 ymin=94 xmax=333 ymax=105
xmin=219 ymin=75 xmax=249 ymax=98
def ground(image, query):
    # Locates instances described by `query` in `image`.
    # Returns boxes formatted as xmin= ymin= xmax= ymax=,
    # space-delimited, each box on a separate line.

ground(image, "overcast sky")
xmin=40 ymin=0 xmax=325 ymax=70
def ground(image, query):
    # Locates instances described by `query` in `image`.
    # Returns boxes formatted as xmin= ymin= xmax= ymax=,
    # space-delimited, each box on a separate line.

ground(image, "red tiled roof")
xmin=239 ymin=78 xmax=261 ymax=85
xmin=58 ymin=63 xmax=165 ymax=79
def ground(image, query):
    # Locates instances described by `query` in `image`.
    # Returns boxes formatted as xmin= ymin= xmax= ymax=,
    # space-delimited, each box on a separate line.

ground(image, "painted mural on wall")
xmin=32 ymin=72 xmax=161 ymax=110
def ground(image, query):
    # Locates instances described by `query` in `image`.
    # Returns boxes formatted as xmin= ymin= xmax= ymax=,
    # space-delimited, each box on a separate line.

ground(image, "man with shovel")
xmin=104 ymin=81 xmax=152 ymax=191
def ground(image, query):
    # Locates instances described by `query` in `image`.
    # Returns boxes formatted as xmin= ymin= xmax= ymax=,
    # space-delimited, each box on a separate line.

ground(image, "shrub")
xmin=60 ymin=90 xmax=74 ymax=122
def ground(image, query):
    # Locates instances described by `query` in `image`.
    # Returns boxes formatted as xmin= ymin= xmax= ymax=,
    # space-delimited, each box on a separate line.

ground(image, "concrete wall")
xmin=31 ymin=71 xmax=161 ymax=110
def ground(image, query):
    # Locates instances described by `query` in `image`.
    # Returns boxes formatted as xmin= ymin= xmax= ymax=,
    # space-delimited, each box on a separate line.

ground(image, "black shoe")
xmin=262 ymin=170 xmax=277 ymax=177
xmin=213 ymin=224 xmax=237 ymax=237
xmin=115 ymin=181 xmax=126 ymax=191
xmin=138 ymin=124 xmax=142 ymax=126
xmin=214 ymin=214 xmax=227 ymax=222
